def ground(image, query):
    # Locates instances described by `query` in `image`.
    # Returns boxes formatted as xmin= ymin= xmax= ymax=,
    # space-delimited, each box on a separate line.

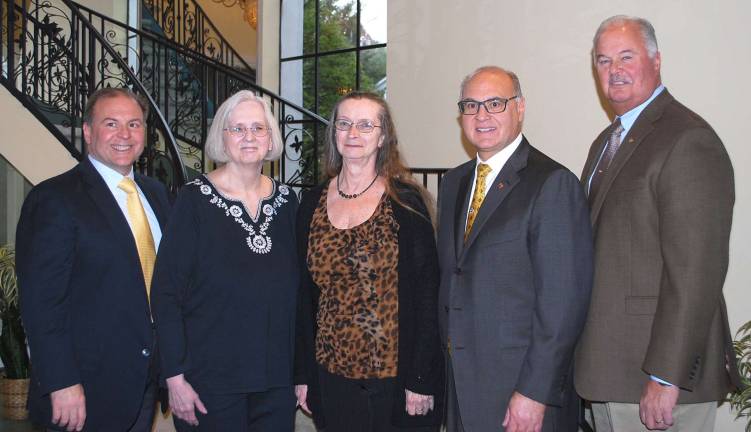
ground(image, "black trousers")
xmin=318 ymin=367 xmax=437 ymax=432
xmin=172 ymin=386 xmax=296 ymax=432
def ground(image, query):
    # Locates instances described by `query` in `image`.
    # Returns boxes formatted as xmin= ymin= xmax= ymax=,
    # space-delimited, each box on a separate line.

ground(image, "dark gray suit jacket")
xmin=575 ymin=90 xmax=743 ymax=403
xmin=437 ymin=138 xmax=593 ymax=431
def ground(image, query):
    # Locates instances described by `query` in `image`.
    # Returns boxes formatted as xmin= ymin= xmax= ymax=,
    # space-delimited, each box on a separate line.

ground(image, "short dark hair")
xmin=83 ymin=88 xmax=149 ymax=124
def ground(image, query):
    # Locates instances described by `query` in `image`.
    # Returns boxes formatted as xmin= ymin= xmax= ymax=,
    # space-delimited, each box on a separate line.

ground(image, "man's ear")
xmin=83 ymin=122 xmax=91 ymax=147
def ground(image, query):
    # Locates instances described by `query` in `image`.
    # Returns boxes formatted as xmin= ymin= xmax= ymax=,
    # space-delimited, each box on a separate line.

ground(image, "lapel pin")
xmin=498 ymin=181 xmax=505 ymax=190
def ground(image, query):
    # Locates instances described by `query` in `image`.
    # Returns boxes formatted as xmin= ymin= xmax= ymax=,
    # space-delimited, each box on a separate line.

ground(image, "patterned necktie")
xmin=118 ymin=177 xmax=156 ymax=299
xmin=465 ymin=163 xmax=492 ymax=242
xmin=589 ymin=118 xmax=625 ymax=199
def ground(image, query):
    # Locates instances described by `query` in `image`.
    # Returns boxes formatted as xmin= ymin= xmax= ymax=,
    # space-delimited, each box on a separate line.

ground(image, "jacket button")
xmin=142 ymin=348 xmax=151 ymax=357
xmin=454 ymin=268 xmax=462 ymax=275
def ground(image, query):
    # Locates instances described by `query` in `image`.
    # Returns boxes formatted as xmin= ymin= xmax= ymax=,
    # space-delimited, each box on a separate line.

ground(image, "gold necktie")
xmin=118 ymin=177 xmax=156 ymax=299
xmin=465 ymin=163 xmax=492 ymax=242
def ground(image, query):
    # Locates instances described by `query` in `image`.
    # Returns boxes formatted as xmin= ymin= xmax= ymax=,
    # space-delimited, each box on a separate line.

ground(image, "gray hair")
xmin=593 ymin=15 xmax=659 ymax=58
xmin=459 ymin=66 xmax=523 ymax=100
xmin=205 ymin=90 xmax=283 ymax=163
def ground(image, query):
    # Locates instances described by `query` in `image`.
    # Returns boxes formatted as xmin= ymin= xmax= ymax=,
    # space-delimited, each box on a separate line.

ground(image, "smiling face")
xmin=83 ymin=94 xmax=146 ymax=175
xmin=594 ymin=21 xmax=662 ymax=115
xmin=460 ymin=70 xmax=525 ymax=160
xmin=334 ymin=98 xmax=384 ymax=167
xmin=223 ymin=100 xmax=271 ymax=166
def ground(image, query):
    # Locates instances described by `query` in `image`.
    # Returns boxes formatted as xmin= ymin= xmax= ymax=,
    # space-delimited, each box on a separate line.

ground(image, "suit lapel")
xmin=589 ymin=90 xmax=673 ymax=223
xmin=135 ymin=174 xmax=168 ymax=230
xmin=453 ymin=164 xmax=474 ymax=259
xmin=581 ymin=127 xmax=612 ymax=190
xmin=459 ymin=138 xmax=529 ymax=259
xmin=79 ymin=160 xmax=143 ymax=268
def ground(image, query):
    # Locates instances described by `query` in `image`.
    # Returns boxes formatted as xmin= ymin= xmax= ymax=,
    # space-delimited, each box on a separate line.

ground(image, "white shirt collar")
xmin=88 ymin=155 xmax=134 ymax=187
xmin=475 ymin=132 xmax=523 ymax=171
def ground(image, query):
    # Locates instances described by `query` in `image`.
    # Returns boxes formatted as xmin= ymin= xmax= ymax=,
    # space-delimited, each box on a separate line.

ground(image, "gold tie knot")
xmin=476 ymin=163 xmax=492 ymax=182
xmin=465 ymin=163 xmax=492 ymax=242
xmin=118 ymin=177 xmax=138 ymax=195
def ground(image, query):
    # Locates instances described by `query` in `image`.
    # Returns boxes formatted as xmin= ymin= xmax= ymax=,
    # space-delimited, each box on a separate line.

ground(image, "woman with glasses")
xmin=294 ymin=91 xmax=444 ymax=432
xmin=151 ymin=90 xmax=298 ymax=431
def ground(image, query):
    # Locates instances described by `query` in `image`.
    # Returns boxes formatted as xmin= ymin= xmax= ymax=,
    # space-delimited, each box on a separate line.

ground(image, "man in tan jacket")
xmin=575 ymin=15 xmax=742 ymax=431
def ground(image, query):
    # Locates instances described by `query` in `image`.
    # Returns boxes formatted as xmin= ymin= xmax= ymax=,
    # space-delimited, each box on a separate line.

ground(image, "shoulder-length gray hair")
xmin=205 ymin=90 xmax=283 ymax=163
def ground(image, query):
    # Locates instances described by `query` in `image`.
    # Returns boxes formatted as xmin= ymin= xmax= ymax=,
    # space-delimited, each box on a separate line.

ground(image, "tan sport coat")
xmin=574 ymin=89 xmax=743 ymax=403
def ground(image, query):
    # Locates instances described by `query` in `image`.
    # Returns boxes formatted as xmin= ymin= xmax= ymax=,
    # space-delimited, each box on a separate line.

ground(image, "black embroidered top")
xmin=151 ymin=175 xmax=299 ymax=393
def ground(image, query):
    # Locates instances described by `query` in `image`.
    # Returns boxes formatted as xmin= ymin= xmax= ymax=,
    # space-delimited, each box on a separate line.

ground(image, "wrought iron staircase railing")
xmin=71 ymin=0 xmax=332 ymax=187
xmin=1 ymin=0 xmax=187 ymax=192
xmin=2 ymin=0 xmax=446 ymax=192
xmin=142 ymin=0 xmax=256 ymax=80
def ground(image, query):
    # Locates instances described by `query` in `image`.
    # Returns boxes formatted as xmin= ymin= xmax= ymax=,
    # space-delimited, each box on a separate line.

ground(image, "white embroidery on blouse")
xmin=188 ymin=177 xmax=289 ymax=254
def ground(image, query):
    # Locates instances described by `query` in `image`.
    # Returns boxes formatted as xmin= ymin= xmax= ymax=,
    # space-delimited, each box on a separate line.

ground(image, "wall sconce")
xmin=212 ymin=0 xmax=258 ymax=30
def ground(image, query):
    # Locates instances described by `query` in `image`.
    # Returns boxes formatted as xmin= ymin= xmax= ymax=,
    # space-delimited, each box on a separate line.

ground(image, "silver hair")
xmin=459 ymin=65 xmax=523 ymax=100
xmin=205 ymin=90 xmax=283 ymax=163
xmin=593 ymin=15 xmax=659 ymax=58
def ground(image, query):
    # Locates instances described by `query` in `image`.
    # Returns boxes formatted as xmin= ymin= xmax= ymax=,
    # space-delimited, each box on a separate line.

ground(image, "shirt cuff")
xmin=650 ymin=375 xmax=674 ymax=387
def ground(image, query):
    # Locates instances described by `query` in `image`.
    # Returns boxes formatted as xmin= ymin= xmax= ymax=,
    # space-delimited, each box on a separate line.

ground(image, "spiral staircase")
xmin=0 ymin=0 xmax=329 ymax=193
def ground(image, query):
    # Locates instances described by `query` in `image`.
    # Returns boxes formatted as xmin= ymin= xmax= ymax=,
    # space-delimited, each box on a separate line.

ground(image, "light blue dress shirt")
xmin=587 ymin=85 xmax=666 ymax=194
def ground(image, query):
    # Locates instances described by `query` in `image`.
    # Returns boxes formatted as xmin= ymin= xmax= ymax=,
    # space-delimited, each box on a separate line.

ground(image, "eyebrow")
xmin=101 ymin=117 xmax=143 ymax=123
xmin=597 ymin=49 xmax=637 ymax=58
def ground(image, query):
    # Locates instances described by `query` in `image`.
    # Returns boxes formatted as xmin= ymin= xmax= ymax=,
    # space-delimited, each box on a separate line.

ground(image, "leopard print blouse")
xmin=307 ymin=192 xmax=400 ymax=379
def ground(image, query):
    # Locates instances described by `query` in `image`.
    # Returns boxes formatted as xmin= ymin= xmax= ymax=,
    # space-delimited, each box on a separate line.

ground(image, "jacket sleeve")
xmin=400 ymin=190 xmax=443 ymax=395
xmin=642 ymin=128 xmax=734 ymax=390
xmin=515 ymin=170 xmax=594 ymax=406
xmin=17 ymin=186 xmax=81 ymax=395
xmin=294 ymin=187 xmax=321 ymax=385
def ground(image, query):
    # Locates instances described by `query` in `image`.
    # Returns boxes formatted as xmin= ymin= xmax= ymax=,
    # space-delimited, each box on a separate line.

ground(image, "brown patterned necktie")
xmin=118 ymin=177 xmax=156 ymax=300
xmin=589 ymin=118 xmax=625 ymax=199
xmin=465 ymin=163 xmax=492 ymax=242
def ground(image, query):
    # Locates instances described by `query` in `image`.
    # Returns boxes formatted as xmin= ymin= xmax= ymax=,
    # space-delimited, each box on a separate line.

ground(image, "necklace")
xmin=336 ymin=173 xmax=379 ymax=199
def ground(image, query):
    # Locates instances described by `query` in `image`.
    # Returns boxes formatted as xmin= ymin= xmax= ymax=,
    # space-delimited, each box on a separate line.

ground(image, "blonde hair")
xmin=205 ymin=90 xmax=283 ymax=163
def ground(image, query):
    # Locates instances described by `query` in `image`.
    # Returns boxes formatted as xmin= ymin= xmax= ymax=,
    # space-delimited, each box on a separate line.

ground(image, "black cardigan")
xmin=294 ymin=182 xmax=445 ymax=428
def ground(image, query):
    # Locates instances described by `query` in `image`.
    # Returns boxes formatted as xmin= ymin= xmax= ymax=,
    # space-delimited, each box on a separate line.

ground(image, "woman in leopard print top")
xmin=294 ymin=92 xmax=444 ymax=432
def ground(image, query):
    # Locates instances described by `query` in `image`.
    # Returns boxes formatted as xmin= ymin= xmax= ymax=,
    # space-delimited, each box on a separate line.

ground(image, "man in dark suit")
xmin=17 ymin=88 xmax=171 ymax=431
xmin=437 ymin=66 xmax=593 ymax=431
xmin=574 ymin=16 xmax=742 ymax=431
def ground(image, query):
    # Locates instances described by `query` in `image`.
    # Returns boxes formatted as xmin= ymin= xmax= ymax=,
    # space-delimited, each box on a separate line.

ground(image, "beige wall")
xmin=388 ymin=1 xmax=751 ymax=430
xmin=258 ymin=0 xmax=281 ymax=92
xmin=0 ymin=87 xmax=77 ymax=186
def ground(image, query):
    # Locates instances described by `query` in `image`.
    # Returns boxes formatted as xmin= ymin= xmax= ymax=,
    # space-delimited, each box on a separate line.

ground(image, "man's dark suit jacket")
xmin=437 ymin=138 xmax=593 ymax=431
xmin=575 ymin=89 xmax=743 ymax=403
xmin=17 ymin=158 xmax=170 ymax=431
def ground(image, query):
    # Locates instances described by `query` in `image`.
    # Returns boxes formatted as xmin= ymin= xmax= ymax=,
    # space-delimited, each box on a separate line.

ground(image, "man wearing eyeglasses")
xmin=575 ymin=16 xmax=741 ymax=431
xmin=437 ymin=66 xmax=593 ymax=432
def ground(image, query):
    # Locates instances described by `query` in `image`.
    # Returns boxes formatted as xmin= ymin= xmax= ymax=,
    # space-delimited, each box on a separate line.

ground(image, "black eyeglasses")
xmin=458 ymin=96 xmax=519 ymax=115
xmin=334 ymin=119 xmax=381 ymax=133
xmin=223 ymin=124 xmax=270 ymax=138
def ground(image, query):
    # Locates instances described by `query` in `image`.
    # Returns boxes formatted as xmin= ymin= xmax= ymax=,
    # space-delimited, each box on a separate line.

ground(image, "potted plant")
xmin=731 ymin=320 xmax=751 ymax=432
xmin=0 ymin=244 xmax=30 ymax=420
